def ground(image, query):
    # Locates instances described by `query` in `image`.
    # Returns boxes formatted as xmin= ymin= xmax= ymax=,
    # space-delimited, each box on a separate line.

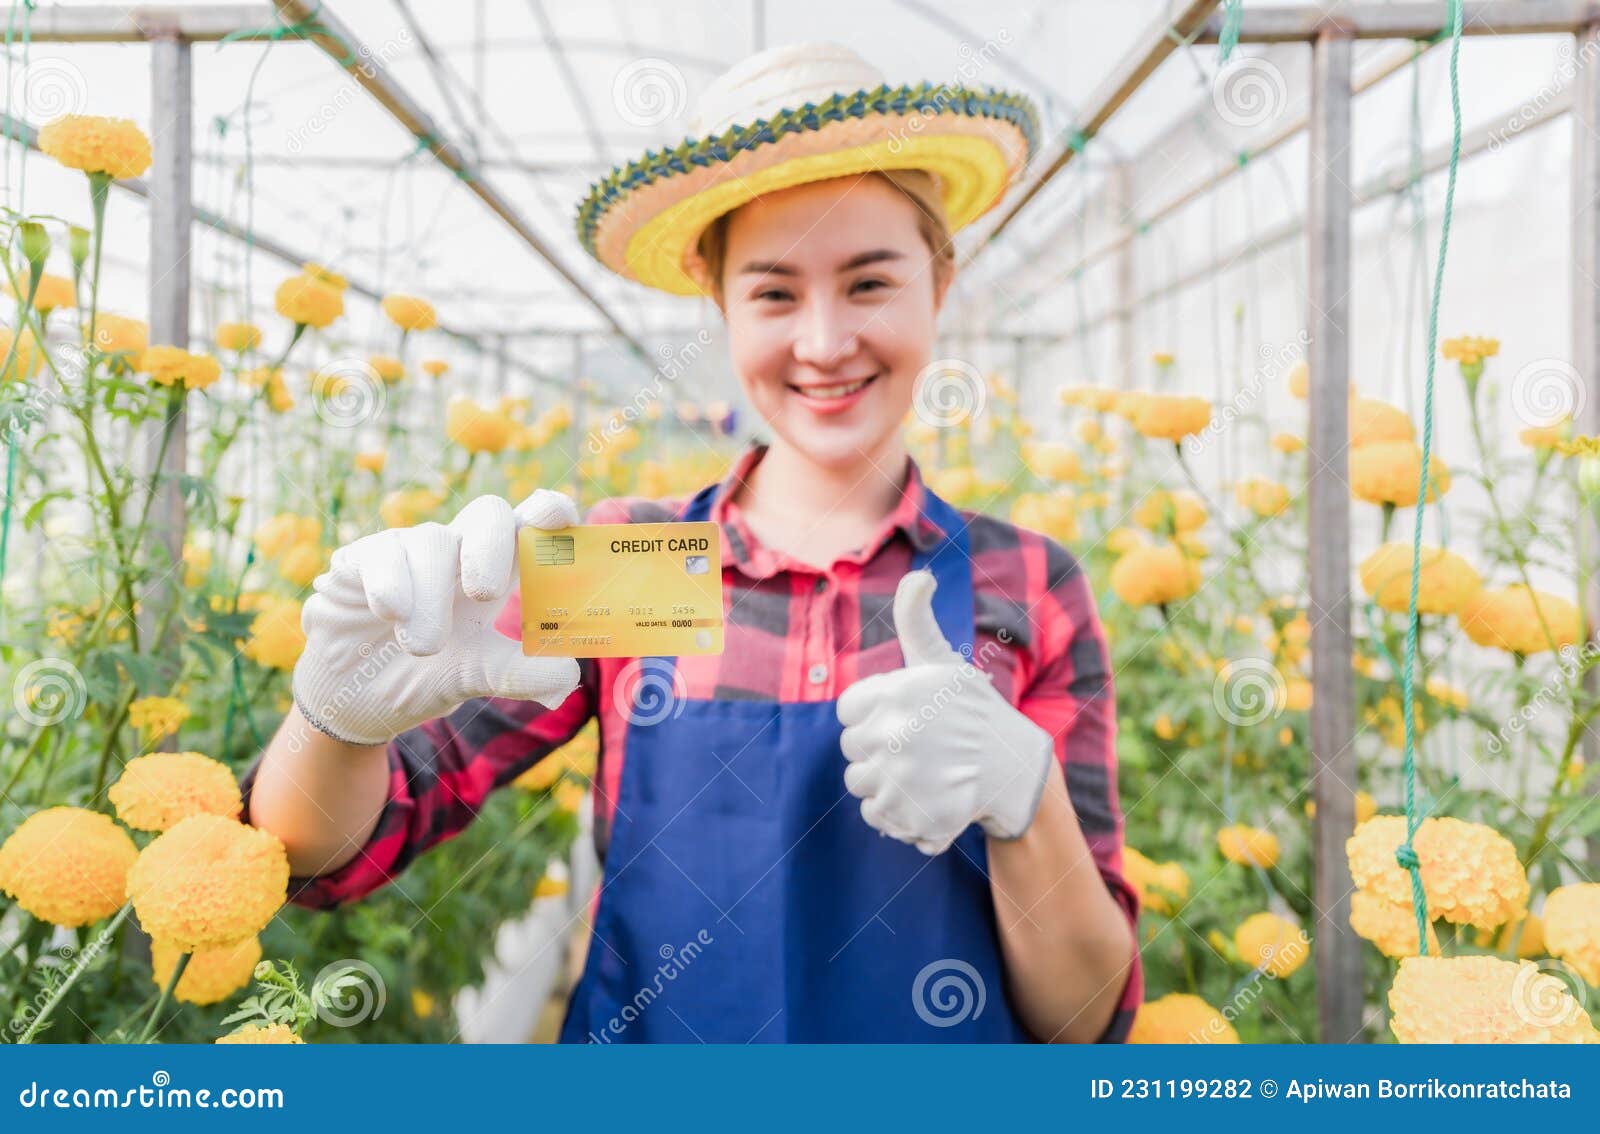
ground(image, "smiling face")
xmin=711 ymin=173 xmax=952 ymax=472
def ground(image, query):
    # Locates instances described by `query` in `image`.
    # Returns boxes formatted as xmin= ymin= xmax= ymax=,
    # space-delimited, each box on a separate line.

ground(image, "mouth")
xmin=787 ymin=372 xmax=880 ymax=402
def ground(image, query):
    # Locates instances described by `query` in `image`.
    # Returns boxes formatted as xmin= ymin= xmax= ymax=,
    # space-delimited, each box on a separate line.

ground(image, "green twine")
xmin=218 ymin=1 xmax=358 ymax=67
xmin=1216 ymin=0 xmax=1244 ymax=65
xmin=1397 ymin=0 xmax=1464 ymax=957
xmin=1236 ymin=150 xmax=1250 ymax=168
xmin=1063 ymin=127 xmax=1089 ymax=154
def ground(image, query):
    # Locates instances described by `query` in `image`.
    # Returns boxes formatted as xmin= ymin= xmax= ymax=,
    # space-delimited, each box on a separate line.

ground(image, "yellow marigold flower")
xmin=278 ymin=542 xmax=327 ymax=588
xmin=1350 ymin=889 xmax=1438 ymax=957
xmin=422 ymin=358 xmax=448 ymax=379
xmin=215 ymin=322 xmax=262 ymax=352
xmin=554 ymin=781 xmax=587 ymax=814
xmin=274 ymin=273 xmax=344 ymax=328
xmin=412 ymin=988 xmax=437 ymax=1017
xmin=1476 ymin=910 xmax=1546 ymax=959
xmin=128 ymin=815 xmax=288 ymax=951
xmin=1123 ymin=847 xmax=1188 ymax=915
xmin=254 ymin=513 xmax=321 ymax=559
xmin=183 ymin=543 xmax=211 ymax=588
xmin=127 ymin=695 xmax=191 ymax=744
xmin=1152 ymin=713 xmax=1177 ymax=741
xmin=446 ymin=397 xmax=514 ymax=454
xmin=355 ymin=449 xmax=387 ymax=474
xmin=240 ymin=597 xmax=307 ymax=671
xmin=1520 ymin=419 xmax=1571 ymax=450
xmin=0 ymin=324 xmax=44 ymax=379
xmin=86 ymin=313 xmax=148 ymax=361
xmin=4 ymin=272 xmax=75 ymax=313
xmin=110 ymin=751 xmax=241 ymax=831
xmin=1347 ymin=815 xmax=1528 ymax=929
xmin=302 ymin=262 xmax=347 ymax=291
xmin=1071 ymin=417 xmax=1102 ymax=445
xmin=1132 ymin=394 xmax=1211 ymax=442
xmin=1129 ymin=993 xmax=1238 ymax=1044
xmin=137 ymin=345 xmax=220 ymax=391
xmin=1277 ymin=676 xmax=1312 ymax=712
xmin=1349 ymin=441 xmax=1451 ymax=506
xmin=1134 ymin=488 xmax=1207 ymax=533
xmin=1234 ymin=912 xmax=1308 ymax=978
xmin=1286 ymin=359 xmax=1309 ymax=398
xmin=381 ymin=293 xmax=437 ymax=332
xmin=1556 ymin=433 xmax=1600 ymax=458
xmin=1543 ymin=883 xmax=1600 ymax=986
xmin=1021 ymin=440 xmax=1081 ymax=483
xmin=379 ymin=487 xmax=446 ymax=529
xmin=0 ymin=807 xmax=137 ymax=927
xmin=1218 ymin=824 xmax=1279 ymax=868
xmin=1439 ymin=335 xmax=1499 ymax=366
xmin=1358 ymin=542 xmax=1482 ymax=616
xmin=1110 ymin=543 xmax=1202 ymax=607
xmin=216 ymin=1022 xmax=304 ymax=1044
xmin=1105 ymin=526 xmax=1145 ymax=555
xmin=151 ymin=934 xmax=261 ymax=1006
xmin=534 ymin=874 xmax=570 ymax=899
xmin=1388 ymin=955 xmax=1596 ymax=1043
xmin=38 ymin=114 xmax=152 ymax=178
xmin=1010 ymin=493 xmax=1078 ymax=545
xmin=1271 ymin=431 xmax=1305 ymax=454
xmin=1235 ymin=477 xmax=1290 ymax=518
xmin=1350 ymin=398 xmax=1415 ymax=446
xmin=1150 ymin=351 xmax=1175 ymax=367
xmin=1304 ymin=790 xmax=1379 ymax=825
xmin=1458 ymin=585 xmax=1581 ymax=655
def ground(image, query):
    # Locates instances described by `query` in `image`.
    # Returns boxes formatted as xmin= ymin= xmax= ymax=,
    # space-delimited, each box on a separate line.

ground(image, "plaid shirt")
xmin=240 ymin=443 xmax=1143 ymax=1041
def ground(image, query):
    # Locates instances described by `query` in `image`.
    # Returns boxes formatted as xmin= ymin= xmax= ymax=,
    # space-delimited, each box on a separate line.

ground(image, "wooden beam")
xmin=1196 ymin=0 xmax=1600 ymax=42
xmin=24 ymin=4 xmax=273 ymax=42
xmin=1306 ymin=25 xmax=1364 ymax=1044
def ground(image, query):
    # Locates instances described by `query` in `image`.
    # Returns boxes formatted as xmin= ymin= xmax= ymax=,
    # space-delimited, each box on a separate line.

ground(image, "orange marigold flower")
xmin=239 ymin=597 xmax=307 ymax=671
xmin=1542 ymin=883 xmax=1600 ymax=986
xmin=381 ymin=293 xmax=437 ymax=332
xmin=1349 ymin=398 xmax=1415 ymax=446
xmin=38 ymin=114 xmax=152 ymax=178
xmin=277 ymin=542 xmax=327 ymax=588
xmin=151 ymin=934 xmax=261 ymax=1005
xmin=1123 ymin=847 xmax=1189 ymax=916
xmin=1358 ymin=542 xmax=1482 ymax=616
xmin=1217 ymin=823 xmax=1279 ymax=868
xmin=85 ymin=313 xmax=148 ymax=360
xmin=215 ymin=322 xmax=262 ymax=352
xmin=1347 ymin=814 xmax=1528 ymax=929
xmin=354 ymin=449 xmax=387 ymax=474
xmin=1271 ymin=431 xmax=1305 ymax=454
xmin=274 ymin=273 xmax=344 ymax=328
xmin=1010 ymin=493 xmax=1078 ymax=545
xmin=216 ymin=1022 xmax=305 ymax=1044
xmin=137 ymin=345 xmax=221 ymax=391
xmin=1129 ymin=993 xmax=1238 ymax=1043
xmin=1388 ymin=955 xmax=1596 ymax=1043
xmin=0 ymin=807 xmax=137 ymax=927
xmin=0 ymin=324 xmax=44 ymax=379
xmin=1235 ymin=477 xmax=1290 ymax=518
xmin=253 ymin=513 xmax=321 ymax=559
xmin=1286 ymin=359 xmax=1309 ymax=398
xmin=1457 ymin=585 xmax=1581 ymax=655
xmin=1234 ymin=912 xmax=1309 ymax=978
xmin=1110 ymin=543 xmax=1202 ymax=607
xmin=1439 ymin=335 xmax=1500 ymax=365
xmin=127 ymin=815 xmax=288 ymax=951
xmin=379 ymin=488 xmax=445 ymax=529
xmin=421 ymin=358 xmax=449 ymax=379
xmin=1520 ymin=419 xmax=1571 ymax=450
xmin=301 ymin=262 xmax=348 ymax=291
xmin=446 ymin=398 xmax=514 ymax=454
xmin=1350 ymin=889 xmax=1439 ymax=958
xmin=1349 ymin=441 xmax=1451 ymax=506
xmin=368 ymin=354 xmax=405 ymax=383
xmin=127 ymin=694 xmax=191 ymax=744
xmin=3 ymin=272 xmax=75 ymax=313
xmin=110 ymin=752 xmax=242 ymax=831
xmin=1134 ymin=489 xmax=1207 ymax=533
xmin=1020 ymin=440 xmax=1081 ymax=483
xmin=1132 ymin=394 xmax=1211 ymax=442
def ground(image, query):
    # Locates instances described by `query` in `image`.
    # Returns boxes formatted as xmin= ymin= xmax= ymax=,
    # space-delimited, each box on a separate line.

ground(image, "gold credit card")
xmin=518 ymin=522 xmax=725 ymax=658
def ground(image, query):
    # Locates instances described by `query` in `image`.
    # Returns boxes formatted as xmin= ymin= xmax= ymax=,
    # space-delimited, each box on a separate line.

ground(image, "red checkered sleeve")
xmin=1011 ymin=531 xmax=1143 ymax=1043
xmin=239 ymin=662 xmax=598 ymax=913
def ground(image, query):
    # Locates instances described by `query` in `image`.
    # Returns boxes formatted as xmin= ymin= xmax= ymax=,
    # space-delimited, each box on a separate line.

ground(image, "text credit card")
xmin=518 ymin=522 xmax=725 ymax=658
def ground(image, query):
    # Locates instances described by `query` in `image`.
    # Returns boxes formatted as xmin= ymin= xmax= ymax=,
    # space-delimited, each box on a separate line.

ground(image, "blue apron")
xmin=560 ymin=482 xmax=1030 ymax=1042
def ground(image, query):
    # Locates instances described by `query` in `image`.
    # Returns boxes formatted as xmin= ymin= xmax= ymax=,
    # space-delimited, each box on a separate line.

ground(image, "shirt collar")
xmin=703 ymin=443 xmax=946 ymax=579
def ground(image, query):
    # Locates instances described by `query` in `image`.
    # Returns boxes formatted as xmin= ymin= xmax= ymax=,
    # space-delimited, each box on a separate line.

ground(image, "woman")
xmin=244 ymin=42 xmax=1140 ymax=1043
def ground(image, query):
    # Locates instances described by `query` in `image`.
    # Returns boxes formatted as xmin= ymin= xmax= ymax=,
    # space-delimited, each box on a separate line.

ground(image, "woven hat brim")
xmin=577 ymin=86 xmax=1037 ymax=297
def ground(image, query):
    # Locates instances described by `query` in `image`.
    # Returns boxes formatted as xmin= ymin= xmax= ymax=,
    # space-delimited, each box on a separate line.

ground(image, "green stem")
xmin=135 ymin=950 xmax=190 ymax=1043
xmin=17 ymin=901 xmax=132 ymax=1044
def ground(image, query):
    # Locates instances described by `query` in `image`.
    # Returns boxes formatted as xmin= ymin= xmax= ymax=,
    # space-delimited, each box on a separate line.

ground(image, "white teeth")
xmin=796 ymin=375 xmax=874 ymax=399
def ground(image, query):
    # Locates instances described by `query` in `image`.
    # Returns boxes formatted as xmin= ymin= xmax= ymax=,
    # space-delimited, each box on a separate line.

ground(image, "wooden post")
xmin=1573 ymin=20 xmax=1600 ymax=869
xmin=139 ymin=29 xmax=192 ymax=693
xmin=1112 ymin=161 xmax=1137 ymax=391
xmin=1306 ymin=24 xmax=1364 ymax=1043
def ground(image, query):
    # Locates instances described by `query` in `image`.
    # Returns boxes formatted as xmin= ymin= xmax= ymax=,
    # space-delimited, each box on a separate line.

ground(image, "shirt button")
xmin=814 ymin=577 xmax=827 ymax=595
xmin=807 ymin=663 xmax=829 ymax=685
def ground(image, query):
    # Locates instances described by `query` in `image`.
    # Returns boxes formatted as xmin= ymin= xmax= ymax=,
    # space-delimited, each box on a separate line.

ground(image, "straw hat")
xmin=574 ymin=42 xmax=1040 ymax=297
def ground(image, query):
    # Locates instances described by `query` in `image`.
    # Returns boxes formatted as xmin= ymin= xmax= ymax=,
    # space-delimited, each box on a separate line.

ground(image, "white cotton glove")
xmin=836 ymin=570 xmax=1054 ymax=855
xmin=290 ymin=490 xmax=583 ymax=747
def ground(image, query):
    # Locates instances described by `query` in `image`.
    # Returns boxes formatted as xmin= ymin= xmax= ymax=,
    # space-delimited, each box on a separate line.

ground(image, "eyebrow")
xmin=736 ymin=249 xmax=906 ymax=276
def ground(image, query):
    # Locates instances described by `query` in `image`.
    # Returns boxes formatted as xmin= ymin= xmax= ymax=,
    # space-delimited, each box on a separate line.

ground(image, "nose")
xmin=791 ymin=293 xmax=861 ymax=369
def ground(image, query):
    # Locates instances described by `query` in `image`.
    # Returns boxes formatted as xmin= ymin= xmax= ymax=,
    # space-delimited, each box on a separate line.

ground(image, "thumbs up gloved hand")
xmin=291 ymin=490 xmax=583 ymax=747
xmin=836 ymin=569 xmax=1054 ymax=856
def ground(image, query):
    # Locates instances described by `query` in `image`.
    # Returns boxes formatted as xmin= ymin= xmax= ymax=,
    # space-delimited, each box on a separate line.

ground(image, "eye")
xmin=851 ymin=277 xmax=888 ymax=294
xmin=754 ymin=287 xmax=792 ymax=302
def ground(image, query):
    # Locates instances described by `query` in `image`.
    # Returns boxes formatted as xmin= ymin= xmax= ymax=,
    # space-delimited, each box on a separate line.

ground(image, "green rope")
xmin=1216 ymin=0 xmax=1244 ymax=65
xmin=218 ymin=1 xmax=358 ymax=66
xmin=1398 ymin=0 xmax=1464 ymax=956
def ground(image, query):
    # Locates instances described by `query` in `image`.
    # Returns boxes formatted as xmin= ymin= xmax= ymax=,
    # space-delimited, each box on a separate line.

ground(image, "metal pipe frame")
xmin=1196 ymin=1 xmax=1600 ymax=42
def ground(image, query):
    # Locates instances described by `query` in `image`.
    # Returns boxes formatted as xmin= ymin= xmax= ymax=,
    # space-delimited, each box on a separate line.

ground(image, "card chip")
xmin=685 ymin=555 xmax=709 ymax=575
xmin=534 ymin=535 xmax=575 ymax=566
